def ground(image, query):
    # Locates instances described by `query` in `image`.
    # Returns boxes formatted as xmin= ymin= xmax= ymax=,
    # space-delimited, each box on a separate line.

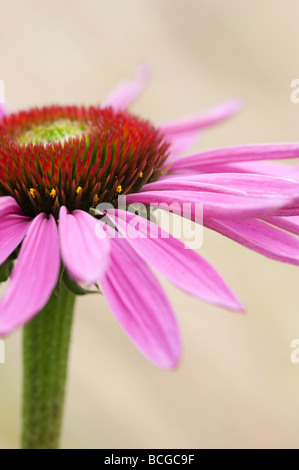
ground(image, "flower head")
xmin=0 ymin=105 xmax=168 ymax=217
xmin=1 ymin=65 xmax=299 ymax=368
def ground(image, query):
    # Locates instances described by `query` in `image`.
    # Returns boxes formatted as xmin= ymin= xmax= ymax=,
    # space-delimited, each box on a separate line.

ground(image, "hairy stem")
xmin=22 ymin=282 xmax=75 ymax=449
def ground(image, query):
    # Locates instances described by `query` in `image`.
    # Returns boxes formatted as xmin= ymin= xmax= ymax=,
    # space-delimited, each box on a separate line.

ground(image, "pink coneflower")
xmin=1 ymin=65 xmax=299 ymax=372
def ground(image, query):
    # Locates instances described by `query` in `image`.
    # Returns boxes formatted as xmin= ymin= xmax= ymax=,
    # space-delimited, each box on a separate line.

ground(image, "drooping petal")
xmin=169 ymin=160 xmax=299 ymax=180
xmin=0 ymin=214 xmax=60 ymax=335
xmin=159 ymin=98 xmax=243 ymax=135
xmin=101 ymin=237 xmax=181 ymax=369
xmin=101 ymin=63 xmax=151 ymax=110
xmin=167 ymin=130 xmax=200 ymax=162
xmin=208 ymin=160 xmax=299 ymax=180
xmin=272 ymin=206 xmax=299 ymax=217
xmin=0 ymin=196 xmax=23 ymax=217
xmin=170 ymin=143 xmax=299 ymax=173
xmin=106 ymin=209 xmax=244 ymax=312
xmin=141 ymin=176 xmax=245 ymax=195
xmin=59 ymin=207 xmax=110 ymax=284
xmin=161 ymin=99 xmax=242 ymax=164
xmin=192 ymin=173 xmax=299 ymax=196
xmin=0 ymin=196 xmax=31 ymax=265
xmin=143 ymin=173 xmax=299 ymax=197
xmin=0 ymin=214 xmax=31 ymax=265
xmin=262 ymin=215 xmax=299 ymax=236
xmin=205 ymin=218 xmax=299 ymax=265
xmin=0 ymin=104 xmax=6 ymax=119
xmin=125 ymin=190 xmax=293 ymax=220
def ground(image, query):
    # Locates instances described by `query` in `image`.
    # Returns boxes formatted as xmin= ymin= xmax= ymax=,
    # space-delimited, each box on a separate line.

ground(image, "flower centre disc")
xmin=19 ymin=119 xmax=87 ymax=145
xmin=0 ymin=105 xmax=169 ymax=217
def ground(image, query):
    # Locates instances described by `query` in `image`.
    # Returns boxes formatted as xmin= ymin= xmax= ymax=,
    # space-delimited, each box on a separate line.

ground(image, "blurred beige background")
xmin=1 ymin=0 xmax=299 ymax=449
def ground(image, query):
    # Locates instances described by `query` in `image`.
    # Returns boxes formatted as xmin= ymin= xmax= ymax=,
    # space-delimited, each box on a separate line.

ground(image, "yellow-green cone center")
xmin=18 ymin=119 xmax=87 ymax=145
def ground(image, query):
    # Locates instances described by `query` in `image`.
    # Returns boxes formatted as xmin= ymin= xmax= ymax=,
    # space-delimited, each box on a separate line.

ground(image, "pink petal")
xmin=262 ymin=215 xmax=299 ymax=236
xmin=211 ymin=161 xmax=299 ymax=180
xmin=125 ymin=190 xmax=293 ymax=220
xmin=205 ymin=218 xmax=299 ymax=265
xmin=144 ymin=173 xmax=299 ymax=197
xmin=0 ymin=214 xmax=31 ymax=265
xmin=159 ymin=98 xmax=243 ymax=135
xmin=0 ymin=196 xmax=23 ymax=217
xmin=101 ymin=63 xmax=151 ymax=110
xmin=163 ymin=97 xmax=241 ymax=163
xmin=0 ymin=196 xmax=31 ymax=265
xmin=194 ymin=173 xmax=299 ymax=196
xmin=101 ymin=237 xmax=181 ymax=369
xmin=142 ymin=176 xmax=245 ymax=195
xmin=0 ymin=104 xmax=6 ymax=119
xmin=169 ymin=161 xmax=299 ymax=180
xmin=59 ymin=207 xmax=110 ymax=284
xmin=106 ymin=209 xmax=244 ymax=312
xmin=171 ymin=143 xmax=299 ymax=173
xmin=0 ymin=214 xmax=60 ymax=335
xmin=167 ymin=130 xmax=200 ymax=162
xmin=273 ymin=206 xmax=299 ymax=217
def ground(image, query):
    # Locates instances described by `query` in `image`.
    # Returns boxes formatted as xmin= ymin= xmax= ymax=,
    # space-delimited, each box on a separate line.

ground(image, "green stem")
xmin=22 ymin=282 xmax=75 ymax=449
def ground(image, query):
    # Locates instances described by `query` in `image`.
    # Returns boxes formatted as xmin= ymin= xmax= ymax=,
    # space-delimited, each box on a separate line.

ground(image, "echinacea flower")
xmin=4 ymin=65 xmax=299 ymax=451
xmin=1 ymin=65 xmax=299 ymax=371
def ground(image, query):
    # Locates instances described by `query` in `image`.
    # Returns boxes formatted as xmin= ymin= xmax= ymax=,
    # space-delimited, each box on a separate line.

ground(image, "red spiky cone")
xmin=0 ymin=105 xmax=169 ymax=217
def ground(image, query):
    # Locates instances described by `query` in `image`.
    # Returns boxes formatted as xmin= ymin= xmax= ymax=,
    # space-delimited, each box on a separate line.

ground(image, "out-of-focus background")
xmin=1 ymin=0 xmax=299 ymax=449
